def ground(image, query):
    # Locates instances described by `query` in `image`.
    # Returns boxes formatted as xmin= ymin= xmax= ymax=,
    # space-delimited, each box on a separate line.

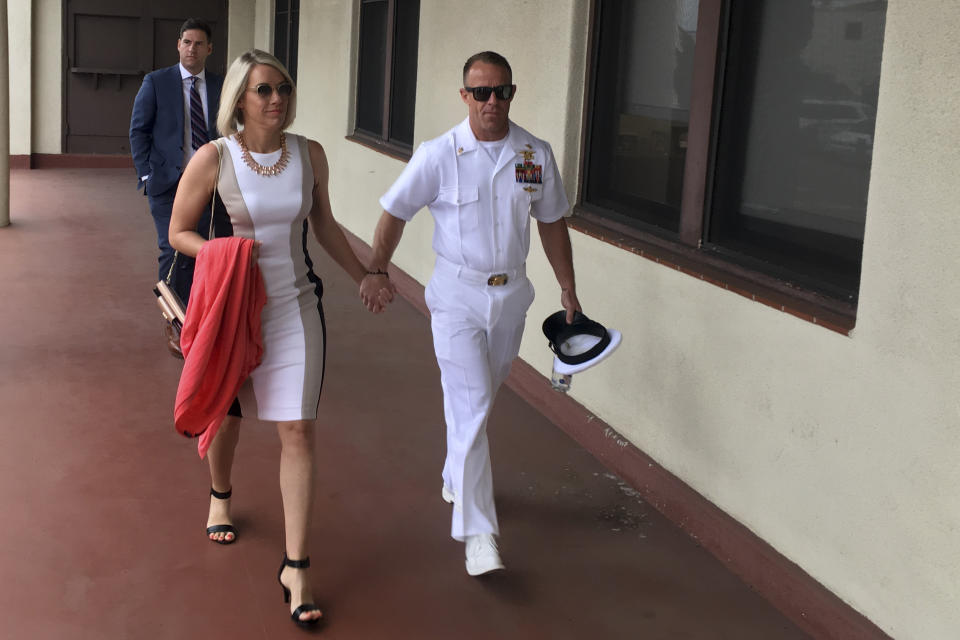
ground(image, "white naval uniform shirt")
xmin=380 ymin=118 xmax=569 ymax=274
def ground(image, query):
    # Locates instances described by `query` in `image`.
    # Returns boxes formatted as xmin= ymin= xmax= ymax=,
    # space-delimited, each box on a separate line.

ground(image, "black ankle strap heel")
xmin=210 ymin=487 xmax=232 ymax=500
xmin=206 ymin=487 xmax=237 ymax=545
xmin=283 ymin=555 xmax=310 ymax=570
xmin=277 ymin=553 xmax=322 ymax=628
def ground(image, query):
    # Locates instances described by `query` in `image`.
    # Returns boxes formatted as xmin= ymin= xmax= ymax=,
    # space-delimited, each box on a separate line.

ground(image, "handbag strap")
xmin=164 ymin=139 xmax=224 ymax=285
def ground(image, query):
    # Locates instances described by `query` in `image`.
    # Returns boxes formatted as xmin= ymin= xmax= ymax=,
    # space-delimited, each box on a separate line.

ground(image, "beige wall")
xmin=227 ymin=0 xmax=257 ymax=64
xmin=9 ymin=0 xmax=31 ymax=155
xmin=845 ymin=2 xmax=960 ymax=635
xmin=33 ymin=0 xmax=60 ymax=154
xmin=253 ymin=0 xmax=274 ymax=51
xmin=225 ymin=0 xmax=275 ymax=64
xmin=227 ymin=0 xmax=275 ymax=63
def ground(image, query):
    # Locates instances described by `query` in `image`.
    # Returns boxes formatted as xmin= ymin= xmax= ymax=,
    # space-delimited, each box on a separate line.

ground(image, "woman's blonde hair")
xmin=217 ymin=49 xmax=297 ymax=136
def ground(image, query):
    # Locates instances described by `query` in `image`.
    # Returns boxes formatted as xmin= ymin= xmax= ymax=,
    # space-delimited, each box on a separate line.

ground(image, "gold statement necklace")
xmin=236 ymin=131 xmax=290 ymax=177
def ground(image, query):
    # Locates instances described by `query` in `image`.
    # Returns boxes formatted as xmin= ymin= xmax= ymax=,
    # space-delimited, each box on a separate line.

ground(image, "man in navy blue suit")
xmin=130 ymin=18 xmax=224 ymax=307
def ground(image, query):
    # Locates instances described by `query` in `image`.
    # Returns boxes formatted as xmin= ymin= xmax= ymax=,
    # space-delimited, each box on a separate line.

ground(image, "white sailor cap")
xmin=542 ymin=310 xmax=622 ymax=375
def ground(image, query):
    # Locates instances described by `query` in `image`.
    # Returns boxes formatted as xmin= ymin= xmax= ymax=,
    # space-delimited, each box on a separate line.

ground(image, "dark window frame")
xmin=348 ymin=0 xmax=420 ymax=160
xmin=575 ymin=0 xmax=869 ymax=333
xmin=274 ymin=0 xmax=299 ymax=82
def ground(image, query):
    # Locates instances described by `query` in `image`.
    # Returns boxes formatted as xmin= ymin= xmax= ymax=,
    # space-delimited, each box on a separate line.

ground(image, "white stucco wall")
xmin=9 ymin=0 xmax=32 ymax=155
xmin=33 ymin=0 xmax=60 ymax=154
xmin=226 ymin=0 xmax=257 ymax=65
xmin=258 ymin=1 xmax=960 ymax=637
xmin=253 ymin=0 xmax=274 ymax=51
xmin=227 ymin=0 xmax=277 ymax=63
xmin=839 ymin=3 xmax=960 ymax=636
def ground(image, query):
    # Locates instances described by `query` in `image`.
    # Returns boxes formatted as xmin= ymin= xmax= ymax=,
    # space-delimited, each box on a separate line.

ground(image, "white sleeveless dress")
xmin=216 ymin=133 xmax=325 ymax=421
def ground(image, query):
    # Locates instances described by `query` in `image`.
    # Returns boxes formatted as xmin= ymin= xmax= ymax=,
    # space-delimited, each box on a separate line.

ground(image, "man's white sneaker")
xmin=441 ymin=484 xmax=454 ymax=503
xmin=465 ymin=533 xmax=505 ymax=576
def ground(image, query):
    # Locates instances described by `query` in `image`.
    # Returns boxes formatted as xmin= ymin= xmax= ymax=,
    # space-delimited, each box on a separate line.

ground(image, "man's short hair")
xmin=179 ymin=18 xmax=212 ymax=41
xmin=462 ymin=51 xmax=512 ymax=85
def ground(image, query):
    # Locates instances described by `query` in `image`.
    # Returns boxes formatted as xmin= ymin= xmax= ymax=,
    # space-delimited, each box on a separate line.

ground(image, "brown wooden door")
xmin=64 ymin=0 xmax=228 ymax=154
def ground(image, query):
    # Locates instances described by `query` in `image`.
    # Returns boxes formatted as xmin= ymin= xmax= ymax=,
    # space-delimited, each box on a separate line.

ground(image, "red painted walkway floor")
xmin=0 ymin=168 xmax=808 ymax=639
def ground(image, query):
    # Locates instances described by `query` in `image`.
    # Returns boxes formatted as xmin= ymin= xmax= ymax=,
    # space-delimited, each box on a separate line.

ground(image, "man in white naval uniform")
xmin=360 ymin=51 xmax=581 ymax=575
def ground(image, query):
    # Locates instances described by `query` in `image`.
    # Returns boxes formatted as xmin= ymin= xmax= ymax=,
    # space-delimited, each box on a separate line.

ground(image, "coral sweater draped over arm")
xmin=174 ymin=237 xmax=266 ymax=458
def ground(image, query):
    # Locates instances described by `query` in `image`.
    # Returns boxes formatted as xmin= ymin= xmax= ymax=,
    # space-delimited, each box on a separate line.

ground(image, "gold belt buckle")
xmin=487 ymin=273 xmax=509 ymax=286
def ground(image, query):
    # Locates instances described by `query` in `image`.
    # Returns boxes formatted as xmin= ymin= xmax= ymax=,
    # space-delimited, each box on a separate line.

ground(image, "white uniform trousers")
xmin=425 ymin=256 xmax=535 ymax=541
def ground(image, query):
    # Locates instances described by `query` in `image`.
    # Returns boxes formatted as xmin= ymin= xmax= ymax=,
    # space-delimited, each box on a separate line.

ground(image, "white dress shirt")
xmin=179 ymin=63 xmax=210 ymax=166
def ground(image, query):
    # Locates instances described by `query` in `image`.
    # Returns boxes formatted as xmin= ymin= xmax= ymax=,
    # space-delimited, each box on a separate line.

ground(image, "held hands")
xmin=359 ymin=272 xmax=397 ymax=314
xmin=561 ymin=287 xmax=582 ymax=324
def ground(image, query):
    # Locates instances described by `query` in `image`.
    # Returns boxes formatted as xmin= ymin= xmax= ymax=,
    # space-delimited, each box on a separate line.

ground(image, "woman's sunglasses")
xmin=463 ymin=84 xmax=516 ymax=102
xmin=248 ymin=82 xmax=294 ymax=98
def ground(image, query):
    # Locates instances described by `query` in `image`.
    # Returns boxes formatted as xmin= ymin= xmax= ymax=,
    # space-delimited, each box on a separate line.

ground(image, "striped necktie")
xmin=190 ymin=76 xmax=208 ymax=150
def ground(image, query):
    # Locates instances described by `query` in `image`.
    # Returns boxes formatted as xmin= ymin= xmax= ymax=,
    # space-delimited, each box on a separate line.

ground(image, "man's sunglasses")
xmin=463 ymin=84 xmax=516 ymax=102
xmin=247 ymin=82 xmax=294 ymax=98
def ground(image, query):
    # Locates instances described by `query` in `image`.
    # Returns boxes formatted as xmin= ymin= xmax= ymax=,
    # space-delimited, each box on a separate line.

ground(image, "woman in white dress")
xmin=170 ymin=49 xmax=390 ymax=628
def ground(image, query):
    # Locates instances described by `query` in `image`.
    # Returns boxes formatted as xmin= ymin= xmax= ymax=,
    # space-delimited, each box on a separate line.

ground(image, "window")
xmin=584 ymin=0 xmax=698 ymax=235
xmin=352 ymin=0 xmax=420 ymax=157
xmin=274 ymin=0 xmax=300 ymax=82
xmin=581 ymin=0 xmax=887 ymax=327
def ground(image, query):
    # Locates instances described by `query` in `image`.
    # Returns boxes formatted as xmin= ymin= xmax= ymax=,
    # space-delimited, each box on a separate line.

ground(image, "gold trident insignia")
xmin=520 ymin=150 xmax=536 ymax=163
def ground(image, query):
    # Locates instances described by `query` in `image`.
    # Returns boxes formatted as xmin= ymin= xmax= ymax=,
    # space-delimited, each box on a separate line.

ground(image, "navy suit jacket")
xmin=129 ymin=64 xmax=223 ymax=197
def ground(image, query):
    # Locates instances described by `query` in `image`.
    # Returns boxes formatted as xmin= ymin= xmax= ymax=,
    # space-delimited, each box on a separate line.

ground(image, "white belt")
xmin=436 ymin=255 xmax=525 ymax=287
